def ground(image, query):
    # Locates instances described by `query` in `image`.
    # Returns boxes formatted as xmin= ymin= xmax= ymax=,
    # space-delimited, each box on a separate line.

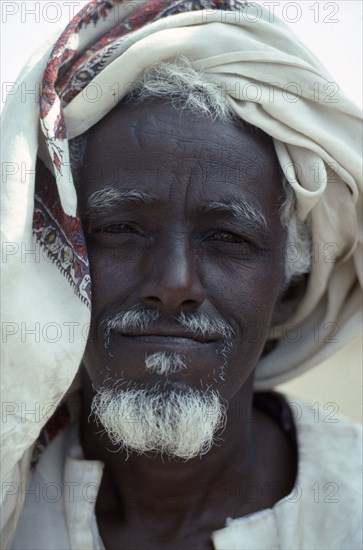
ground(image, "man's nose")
xmin=140 ymin=237 xmax=205 ymax=313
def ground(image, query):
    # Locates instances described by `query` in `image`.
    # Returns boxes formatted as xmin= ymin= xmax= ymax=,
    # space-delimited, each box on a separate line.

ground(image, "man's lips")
xmin=110 ymin=327 xmax=219 ymax=344
xmin=119 ymin=336 xmax=216 ymax=351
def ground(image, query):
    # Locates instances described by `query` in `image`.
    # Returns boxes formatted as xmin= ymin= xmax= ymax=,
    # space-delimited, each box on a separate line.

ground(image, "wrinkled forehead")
xmin=78 ymin=98 xmax=284 ymax=213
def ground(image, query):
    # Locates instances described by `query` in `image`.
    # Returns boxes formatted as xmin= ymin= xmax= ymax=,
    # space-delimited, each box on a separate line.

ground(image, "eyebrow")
xmin=85 ymin=187 xmax=268 ymax=234
xmin=85 ymin=186 xmax=157 ymax=217
xmin=199 ymin=199 xmax=268 ymax=234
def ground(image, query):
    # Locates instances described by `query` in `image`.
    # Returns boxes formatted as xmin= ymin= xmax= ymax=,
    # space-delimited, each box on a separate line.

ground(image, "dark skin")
xmin=77 ymin=99 xmax=301 ymax=550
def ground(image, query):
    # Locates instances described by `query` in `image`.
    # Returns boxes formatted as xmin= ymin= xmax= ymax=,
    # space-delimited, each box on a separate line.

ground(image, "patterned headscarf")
xmin=1 ymin=0 xmax=361 ymax=511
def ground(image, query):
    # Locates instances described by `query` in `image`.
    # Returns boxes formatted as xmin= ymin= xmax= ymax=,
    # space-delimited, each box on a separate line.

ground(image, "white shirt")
xmin=9 ymin=395 xmax=363 ymax=550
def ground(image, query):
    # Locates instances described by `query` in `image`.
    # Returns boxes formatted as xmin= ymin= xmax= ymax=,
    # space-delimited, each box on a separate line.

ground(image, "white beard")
xmin=91 ymin=383 xmax=227 ymax=460
xmin=145 ymin=351 xmax=187 ymax=375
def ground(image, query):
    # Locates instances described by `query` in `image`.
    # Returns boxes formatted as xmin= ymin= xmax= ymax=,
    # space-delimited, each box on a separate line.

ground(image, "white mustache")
xmin=178 ymin=311 xmax=234 ymax=340
xmin=102 ymin=305 xmax=235 ymax=346
xmin=104 ymin=306 xmax=160 ymax=333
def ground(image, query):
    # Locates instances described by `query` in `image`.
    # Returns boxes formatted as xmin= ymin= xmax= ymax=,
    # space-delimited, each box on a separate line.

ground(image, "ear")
xmin=270 ymin=274 xmax=308 ymax=326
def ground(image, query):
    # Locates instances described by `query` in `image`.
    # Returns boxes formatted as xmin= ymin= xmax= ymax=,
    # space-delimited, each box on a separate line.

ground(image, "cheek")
xmin=209 ymin=251 xmax=283 ymax=309
xmin=87 ymin=245 xmax=142 ymax=313
xmin=207 ymin=265 xmax=282 ymax=399
xmin=83 ymin=249 xmax=143 ymax=385
xmin=207 ymin=260 xmax=283 ymax=348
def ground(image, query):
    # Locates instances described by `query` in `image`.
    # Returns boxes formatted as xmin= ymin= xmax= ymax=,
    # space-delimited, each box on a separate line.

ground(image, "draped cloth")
xmin=1 ymin=0 xmax=362 ymax=544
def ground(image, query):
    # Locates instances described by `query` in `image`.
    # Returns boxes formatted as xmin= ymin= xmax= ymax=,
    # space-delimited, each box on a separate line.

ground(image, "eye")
xmin=208 ymin=231 xmax=246 ymax=244
xmin=94 ymin=223 xmax=139 ymax=235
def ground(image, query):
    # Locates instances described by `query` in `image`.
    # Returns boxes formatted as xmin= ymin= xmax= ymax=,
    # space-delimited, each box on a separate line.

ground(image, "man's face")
xmin=77 ymin=98 xmax=286 ymax=422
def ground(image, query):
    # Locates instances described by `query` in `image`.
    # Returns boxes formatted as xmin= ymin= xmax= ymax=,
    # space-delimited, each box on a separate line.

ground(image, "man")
xmin=1 ymin=1 xmax=362 ymax=549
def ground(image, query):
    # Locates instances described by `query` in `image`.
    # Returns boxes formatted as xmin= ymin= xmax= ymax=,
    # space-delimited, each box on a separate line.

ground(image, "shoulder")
xmin=282 ymin=393 xmax=362 ymax=549
xmin=286 ymin=393 xmax=362 ymax=470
